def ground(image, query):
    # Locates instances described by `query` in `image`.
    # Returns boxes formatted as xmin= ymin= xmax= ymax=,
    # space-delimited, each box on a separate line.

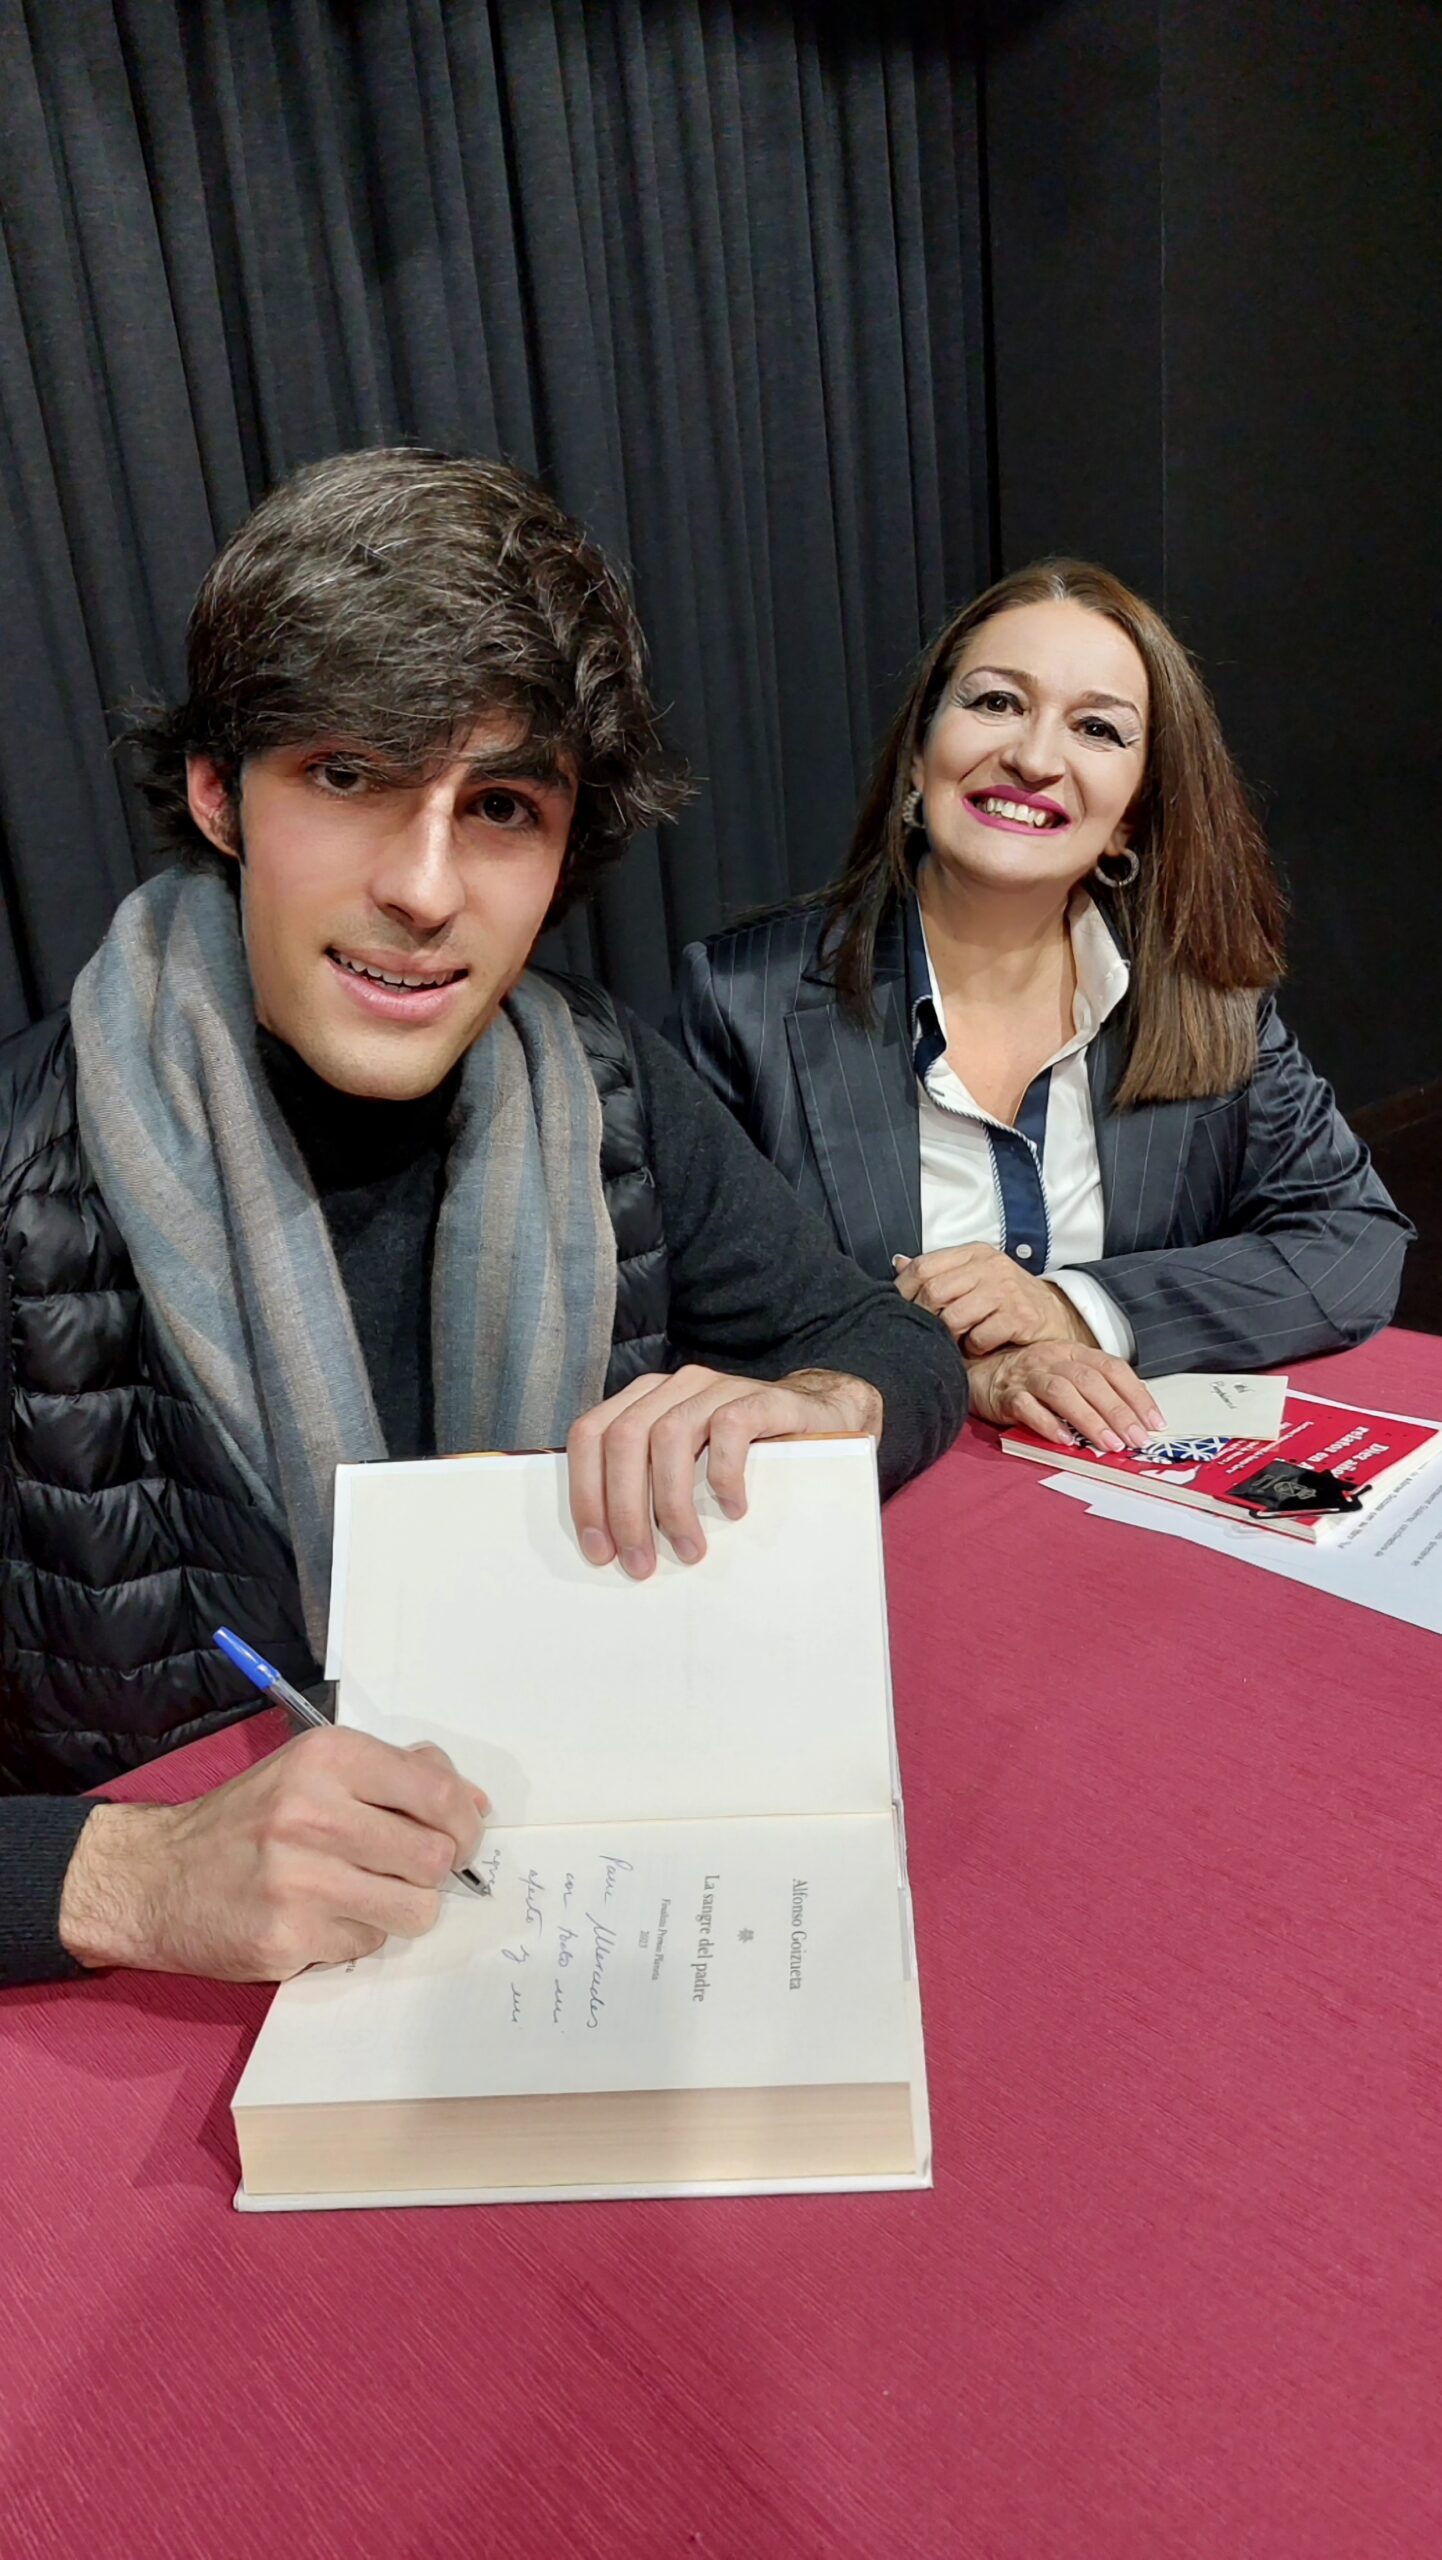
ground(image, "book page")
xmin=234 ymin=1811 xmax=917 ymax=2107
xmin=327 ymin=1440 xmax=896 ymax=1827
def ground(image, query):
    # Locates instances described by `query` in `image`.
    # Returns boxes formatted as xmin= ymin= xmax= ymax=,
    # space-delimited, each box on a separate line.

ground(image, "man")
xmin=0 ymin=448 xmax=965 ymax=1991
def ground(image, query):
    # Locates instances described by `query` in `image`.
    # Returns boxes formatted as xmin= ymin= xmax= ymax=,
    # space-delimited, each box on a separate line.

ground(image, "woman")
xmin=670 ymin=560 xmax=1409 ymax=1452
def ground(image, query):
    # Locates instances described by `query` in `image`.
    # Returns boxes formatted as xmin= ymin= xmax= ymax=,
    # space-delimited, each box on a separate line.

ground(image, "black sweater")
xmin=1 ymin=1015 xmax=963 ymax=1986
xmin=255 ymin=1016 xmax=962 ymax=1480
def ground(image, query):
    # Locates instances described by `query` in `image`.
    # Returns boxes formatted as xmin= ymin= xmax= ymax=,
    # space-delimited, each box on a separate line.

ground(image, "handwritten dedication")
xmin=249 ymin=1813 xmax=913 ymax=2106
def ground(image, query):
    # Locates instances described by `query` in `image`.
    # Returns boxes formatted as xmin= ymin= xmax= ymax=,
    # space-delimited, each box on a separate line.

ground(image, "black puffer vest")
xmin=0 ymin=971 xmax=668 ymax=1792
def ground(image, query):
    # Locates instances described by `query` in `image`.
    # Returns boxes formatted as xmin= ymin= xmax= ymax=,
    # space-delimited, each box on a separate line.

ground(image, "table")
xmin=4 ymin=1330 xmax=1442 ymax=2559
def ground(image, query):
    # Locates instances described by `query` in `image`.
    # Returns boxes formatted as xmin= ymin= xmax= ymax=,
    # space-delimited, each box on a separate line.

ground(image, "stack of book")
xmin=1001 ymin=1386 xmax=1442 ymax=1544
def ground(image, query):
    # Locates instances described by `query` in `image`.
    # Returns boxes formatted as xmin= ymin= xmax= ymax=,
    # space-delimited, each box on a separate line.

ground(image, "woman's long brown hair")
xmin=820 ymin=559 xmax=1286 ymax=1106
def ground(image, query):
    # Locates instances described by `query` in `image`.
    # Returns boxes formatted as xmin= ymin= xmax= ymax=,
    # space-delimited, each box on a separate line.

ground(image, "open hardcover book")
xmin=1001 ymin=1389 xmax=1442 ymax=1543
xmin=232 ymin=1439 xmax=930 ymax=2211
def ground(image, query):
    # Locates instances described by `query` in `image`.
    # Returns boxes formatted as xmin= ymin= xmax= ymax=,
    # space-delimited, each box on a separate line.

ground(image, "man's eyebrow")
xmin=958 ymin=665 xmax=1143 ymax=722
xmin=302 ymin=743 xmax=573 ymax=791
xmin=460 ymin=753 xmax=572 ymax=792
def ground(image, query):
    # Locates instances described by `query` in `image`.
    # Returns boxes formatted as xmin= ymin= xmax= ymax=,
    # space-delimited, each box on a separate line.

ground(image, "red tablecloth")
xmin=4 ymin=1332 xmax=1442 ymax=2559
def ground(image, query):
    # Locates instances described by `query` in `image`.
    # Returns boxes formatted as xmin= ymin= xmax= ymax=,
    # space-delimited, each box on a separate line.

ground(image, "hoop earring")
xmin=902 ymin=788 xmax=923 ymax=831
xmin=1092 ymin=847 xmax=1140 ymax=887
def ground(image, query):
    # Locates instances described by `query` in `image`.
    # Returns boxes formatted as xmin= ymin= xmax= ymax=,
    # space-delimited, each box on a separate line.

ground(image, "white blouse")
xmin=912 ymin=892 xmax=1136 ymax=1359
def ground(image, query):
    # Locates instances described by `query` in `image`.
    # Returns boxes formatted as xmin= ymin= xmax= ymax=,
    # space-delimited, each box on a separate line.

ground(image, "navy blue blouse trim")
xmin=905 ymin=892 xmax=1053 ymax=1270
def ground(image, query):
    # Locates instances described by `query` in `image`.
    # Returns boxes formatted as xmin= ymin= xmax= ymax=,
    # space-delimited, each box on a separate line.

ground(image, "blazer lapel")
xmin=1091 ymin=1022 xmax=1201 ymax=1256
xmin=785 ymin=914 xmax=921 ymax=1282
xmin=1088 ymin=1021 xmax=1132 ymax=1254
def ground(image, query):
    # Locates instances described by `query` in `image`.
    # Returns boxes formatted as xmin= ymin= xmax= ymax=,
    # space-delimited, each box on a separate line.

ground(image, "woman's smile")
xmin=963 ymin=789 xmax=1072 ymax=836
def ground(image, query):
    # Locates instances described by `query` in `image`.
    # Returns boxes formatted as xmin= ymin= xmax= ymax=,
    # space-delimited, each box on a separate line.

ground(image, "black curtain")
xmin=0 ymin=0 xmax=990 ymax=1037
xmin=982 ymin=0 xmax=1442 ymax=1111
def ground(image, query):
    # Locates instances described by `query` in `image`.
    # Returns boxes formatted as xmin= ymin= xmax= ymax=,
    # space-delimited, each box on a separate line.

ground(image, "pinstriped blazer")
xmin=667 ymin=902 xmax=1410 ymax=1376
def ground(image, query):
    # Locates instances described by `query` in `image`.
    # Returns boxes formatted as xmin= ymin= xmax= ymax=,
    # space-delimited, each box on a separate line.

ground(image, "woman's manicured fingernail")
xmin=892 ymin=1254 xmax=909 ymax=1270
xmin=1102 ymin=1431 xmax=1125 ymax=1453
xmin=717 ymin=1497 xmax=744 ymax=1521
xmin=580 ymin=1527 xmax=611 ymax=1564
xmin=673 ymin=1536 xmax=702 ymax=1564
xmin=621 ymin=1545 xmax=652 ymax=1579
xmin=1147 ymin=1410 xmax=1165 ymax=1432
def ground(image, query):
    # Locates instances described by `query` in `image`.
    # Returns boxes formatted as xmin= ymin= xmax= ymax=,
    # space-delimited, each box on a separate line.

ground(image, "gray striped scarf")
xmin=70 ymin=866 xmax=617 ymax=1653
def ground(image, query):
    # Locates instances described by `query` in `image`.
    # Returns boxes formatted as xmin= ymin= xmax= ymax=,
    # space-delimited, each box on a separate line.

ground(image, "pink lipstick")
xmin=964 ymin=789 xmax=1071 ymax=837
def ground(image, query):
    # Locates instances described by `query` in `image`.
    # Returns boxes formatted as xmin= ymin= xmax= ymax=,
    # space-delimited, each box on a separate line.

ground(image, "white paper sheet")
xmin=1043 ymin=1456 xmax=1442 ymax=1638
xmin=1145 ymin=1370 xmax=1289 ymax=1443
xmin=325 ymin=1441 xmax=896 ymax=1828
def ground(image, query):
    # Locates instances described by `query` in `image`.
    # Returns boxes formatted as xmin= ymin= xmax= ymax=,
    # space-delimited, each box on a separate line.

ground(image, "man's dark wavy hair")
xmin=132 ymin=446 xmax=690 ymax=917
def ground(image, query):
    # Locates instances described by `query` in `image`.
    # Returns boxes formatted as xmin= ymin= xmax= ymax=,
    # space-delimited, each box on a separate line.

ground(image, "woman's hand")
xmin=965 ymin=1341 xmax=1165 ymax=1452
xmin=893 ymin=1243 xmax=1092 ymax=1355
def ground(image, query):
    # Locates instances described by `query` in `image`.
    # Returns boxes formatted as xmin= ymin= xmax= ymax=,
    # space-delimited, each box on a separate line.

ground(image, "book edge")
xmin=233 ymin=2164 xmax=934 ymax=2212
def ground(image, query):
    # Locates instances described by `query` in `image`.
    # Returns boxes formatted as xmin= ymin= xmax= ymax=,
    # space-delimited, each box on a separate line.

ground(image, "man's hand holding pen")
xmin=58 ymin=1727 xmax=489 ymax=1982
xmin=53 ymin=1374 xmax=886 ymax=1983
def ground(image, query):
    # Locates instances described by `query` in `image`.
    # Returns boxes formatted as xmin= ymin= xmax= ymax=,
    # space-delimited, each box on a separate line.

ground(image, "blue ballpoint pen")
xmin=212 ymin=1626 xmax=490 ymax=1895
